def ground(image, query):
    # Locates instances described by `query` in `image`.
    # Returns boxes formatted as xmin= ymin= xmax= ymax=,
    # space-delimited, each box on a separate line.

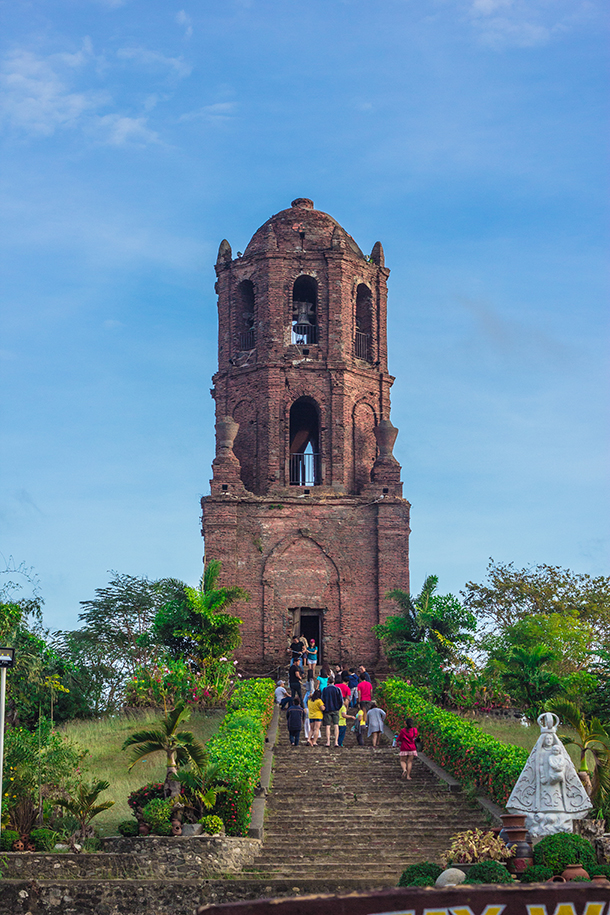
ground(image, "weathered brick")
xmin=202 ymin=199 xmax=411 ymax=670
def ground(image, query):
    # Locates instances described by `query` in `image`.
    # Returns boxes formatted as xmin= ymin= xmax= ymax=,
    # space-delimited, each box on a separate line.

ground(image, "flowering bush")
xmin=378 ymin=678 xmax=528 ymax=806
xmin=444 ymin=670 xmax=512 ymax=712
xmin=124 ymin=657 xmax=240 ymax=709
xmin=207 ymin=678 xmax=275 ymax=836
xmin=127 ymin=782 xmax=167 ymax=816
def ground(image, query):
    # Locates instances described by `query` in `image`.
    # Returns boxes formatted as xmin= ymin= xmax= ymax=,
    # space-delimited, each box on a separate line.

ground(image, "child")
xmin=398 ymin=717 xmax=418 ymax=779
xmin=338 ymin=697 xmax=355 ymax=747
xmin=354 ymin=702 xmax=366 ymax=746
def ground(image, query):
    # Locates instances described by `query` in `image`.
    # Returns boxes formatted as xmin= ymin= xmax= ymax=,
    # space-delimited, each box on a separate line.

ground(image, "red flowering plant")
xmin=378 ymin=678 xmax=528 ymax=806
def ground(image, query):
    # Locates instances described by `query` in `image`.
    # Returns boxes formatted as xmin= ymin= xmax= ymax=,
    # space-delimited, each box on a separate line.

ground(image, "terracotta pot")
xmin=171 ymin=822 xmax=182 ymax=836
xmin=503 ymin=827 xmax=528 ymax=843
xmin=562 ymin=863 xmax=590 ymax=881
xmin=501 ymin=813 xmax=526 ymax=829
xmin=547 ymin=875 xmax=566 ymax=883
xmin=591 ymin=875 xmax=610 ymax=886
xmin=138 ymin=823 xmax=150 ymax=836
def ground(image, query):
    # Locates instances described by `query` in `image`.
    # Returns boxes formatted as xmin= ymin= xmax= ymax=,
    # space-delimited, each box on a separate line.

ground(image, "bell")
xmin=294 ymin=301 xmax=312 ymax=325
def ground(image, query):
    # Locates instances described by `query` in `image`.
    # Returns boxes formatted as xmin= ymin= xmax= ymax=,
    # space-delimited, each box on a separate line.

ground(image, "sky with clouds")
xmin=1 ymin=0 xmax=608 ymax=631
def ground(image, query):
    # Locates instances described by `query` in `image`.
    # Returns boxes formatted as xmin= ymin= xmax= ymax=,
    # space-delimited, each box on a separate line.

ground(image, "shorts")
xmin=322 ymin=710 xmax=340 ymax=727
xmin=399 ymin=750 xmax=418 ymax=757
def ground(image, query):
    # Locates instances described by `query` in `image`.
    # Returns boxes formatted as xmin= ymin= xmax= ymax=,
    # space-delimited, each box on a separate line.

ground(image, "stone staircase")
xmin=243 ymin=719 xmax=490 ymax=888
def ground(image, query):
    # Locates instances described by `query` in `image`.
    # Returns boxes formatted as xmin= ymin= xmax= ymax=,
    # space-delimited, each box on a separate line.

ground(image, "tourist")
xmin=317 ymin=665 xmax=331 ymax=691
xmin=286 ymin=697 xmax=306 ymax=747
xmin=302 ymin=671 xmax=316 ymax=742
xmin=357 ymin=672 xmax=373 ymax=712
xmin=275 ymin=680 xmax=290 ymax=705
xmin=288 ymin=636 xmax=305 ymax=667
xmin=307 ymin=688 xmax=325 ymax=746
xmin=306 ymin=638 xmax=318 ymax=675
xmin=398 ymin=717 xmax=418 ymax=779
xmin=337 ymin=672 xmax=351 ymax=702
xmin=321 ymin=677 xmax=343 ymax=747
xmin=348 ymin=667 xmax=359 ymax=706
xmin=366 ymin=700 xmax=386 ymax=748
xmin=289 ymin=657 xmax=303 ymax=700
xmin=354 ymin=702 xmax=366 ymax=746
xmin=358 ymin=665 xmax=372 ymax=683
xmin=338 ymin=697 xmax=355 ymax=747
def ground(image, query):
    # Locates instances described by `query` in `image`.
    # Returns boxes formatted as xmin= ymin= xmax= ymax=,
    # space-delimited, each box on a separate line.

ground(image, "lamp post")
xmin=0 ymin=647 xmax=15 ymax=839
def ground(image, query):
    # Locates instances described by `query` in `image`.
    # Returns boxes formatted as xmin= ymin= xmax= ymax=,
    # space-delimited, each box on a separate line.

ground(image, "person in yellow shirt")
xmin=338 ymin=697 xmax=355 ymax=747
xmin=307 ymin=689 xmax=325 ymax=746
xmin=354 ymin=703 xmax=366 ymax=747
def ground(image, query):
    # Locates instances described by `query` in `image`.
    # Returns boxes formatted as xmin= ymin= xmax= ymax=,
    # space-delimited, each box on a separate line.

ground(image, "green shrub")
xmin=533 ymin=833 xmax=596 ymax=875
xmin=199 ymin=815 xmax=224 ymax=835
xmin=590 ymin=865 xmax=610 ymax=877
xmin=571 ymin=876 xmax=591 ymax=882
xmin=409 ymin=876 xmax=436 ymax=886
xmin=398 ymin=862 xmax=443 ymax=886
xmin=117 ymin=819 xmax=139 ymax=837
xmin=29 ymin=828 xmax=58 ymax=851
xmin=142 ymin=798 xmax=173 ymax=830
xmin=464 ymin=861 xmax=514 ymax=884
xmin=154 ymin=821 xmax=173 ymax=836
xmin=207 ymin=677 xmax=275 ymax=836
xmin=378 ymin=679 xmax=528 ymax=806
xmin=0 ymin=830 xmax=19 ymax=851
xmin=519 ymin=865 xmax=553 ymax=883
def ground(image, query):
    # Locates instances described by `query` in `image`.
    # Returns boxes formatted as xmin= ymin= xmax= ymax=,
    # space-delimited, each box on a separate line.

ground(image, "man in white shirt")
xmin=275 ymin=680 xmax=290 ymax=705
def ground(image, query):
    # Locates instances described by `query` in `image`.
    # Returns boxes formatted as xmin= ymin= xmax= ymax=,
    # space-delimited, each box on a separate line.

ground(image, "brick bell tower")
xmin=201 ymin=198 xmax=410 ymax=671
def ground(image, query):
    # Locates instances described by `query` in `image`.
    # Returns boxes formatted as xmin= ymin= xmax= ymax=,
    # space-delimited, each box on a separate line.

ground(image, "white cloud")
xmin=0 ymin=46 xmax=107 ymax=136
xmin=0 ymin=42 xmax=169 ymax=145
xmin=116 ymin=47 xmax=192 ymax=79
xmin=179 ymin=101 xmax=237 ymax=123
xmin=464 ymin=0 xmax=594 ymax=48
xmin=176 ymin=10 xmax=194 ymax=39
xmin=90 ymin=113 xmax=160 ymax=146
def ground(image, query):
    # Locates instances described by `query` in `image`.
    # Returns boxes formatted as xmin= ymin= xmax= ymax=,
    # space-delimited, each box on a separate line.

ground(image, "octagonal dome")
xmin=243 ymin=198 xmax=364 ymax=259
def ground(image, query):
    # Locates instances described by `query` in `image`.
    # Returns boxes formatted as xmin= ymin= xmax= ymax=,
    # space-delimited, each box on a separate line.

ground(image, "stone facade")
xmin=201 ymin=199 xmax=411 ymax=670
xmin=0 ymin=836 xmax=261 ymax=882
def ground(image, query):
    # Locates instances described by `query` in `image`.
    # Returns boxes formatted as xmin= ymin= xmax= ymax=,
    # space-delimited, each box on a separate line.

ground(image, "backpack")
xmin=287 ymin=706 xmax=303 ymax=730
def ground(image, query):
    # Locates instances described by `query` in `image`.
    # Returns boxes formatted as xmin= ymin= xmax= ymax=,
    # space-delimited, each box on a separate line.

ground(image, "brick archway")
xmin=262 ymin=534 xmax=341 ymax=664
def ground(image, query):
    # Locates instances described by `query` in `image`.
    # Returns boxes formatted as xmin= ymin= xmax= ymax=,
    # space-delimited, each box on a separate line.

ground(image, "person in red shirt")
xmin=337 ymin=674 xmax=351 ymax=701
xmin=357 ymin=673 xmax=373 ymax=711
xmin=398 ymin=717 xmax=418 ymax=779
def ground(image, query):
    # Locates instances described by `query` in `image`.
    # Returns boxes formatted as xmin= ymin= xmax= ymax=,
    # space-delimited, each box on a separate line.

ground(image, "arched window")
xmin=355 ymin=283 xmax=373 ymax=362
xmin=292 ymin=275 xmax=318 ymax=345
xmin=289 ymin=397 xmax=321 ymax=486
xmin=236 ymin=280 xmax=255 ymax=350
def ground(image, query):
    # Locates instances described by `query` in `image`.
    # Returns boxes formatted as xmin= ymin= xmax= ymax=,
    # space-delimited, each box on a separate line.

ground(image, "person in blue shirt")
xmin=306 ymin=638 xmax=318 ymax=675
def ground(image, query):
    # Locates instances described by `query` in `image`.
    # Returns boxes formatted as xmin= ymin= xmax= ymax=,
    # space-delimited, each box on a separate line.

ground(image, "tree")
xmin=57 ymin=574 xmax=188 ymax=713
xmin=55 ymin=779 xmax=115 ymax=840
xmin=546 ymin=697 xmax=610 ymax=807
xmin=122 ymin=702 xmax=208 ymax=797
xmin=491 ymin=644 xmax=563 ymax=719
xmin=462 ymin=559 xmax=610 ymax=636
xmin=152 ymin=560 xmax=249 ymax=667
xmin=374 ymin=576 xmax=477 ymax=701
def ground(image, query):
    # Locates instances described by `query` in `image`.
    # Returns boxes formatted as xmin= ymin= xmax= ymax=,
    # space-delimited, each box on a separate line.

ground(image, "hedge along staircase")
xmin=243 ymin=714 xmax=491 ymax=889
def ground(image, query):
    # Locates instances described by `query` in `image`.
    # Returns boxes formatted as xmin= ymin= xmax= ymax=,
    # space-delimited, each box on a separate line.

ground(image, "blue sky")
xmin=1 ymin=0 xmax=608 ymax=632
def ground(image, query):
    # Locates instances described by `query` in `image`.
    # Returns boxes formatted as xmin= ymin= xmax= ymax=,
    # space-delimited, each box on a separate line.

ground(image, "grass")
xmin=60 ymin=709 xmax=224 ymax=836
xmin=460 ymin=713 xmax=580 ymax=765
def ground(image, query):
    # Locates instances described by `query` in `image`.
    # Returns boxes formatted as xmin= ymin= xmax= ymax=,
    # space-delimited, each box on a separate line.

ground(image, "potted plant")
xmin=442 ymin=828 xmax=515 ymax=873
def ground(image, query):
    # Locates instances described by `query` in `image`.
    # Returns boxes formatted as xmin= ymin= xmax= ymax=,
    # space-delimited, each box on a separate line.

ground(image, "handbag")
xmin=415 ymin=736 xmax=423 ymax=752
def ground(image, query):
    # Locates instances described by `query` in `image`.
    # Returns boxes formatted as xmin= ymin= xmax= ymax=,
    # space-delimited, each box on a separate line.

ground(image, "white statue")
xmin=506 ymin=711 xmax=592 ymax=838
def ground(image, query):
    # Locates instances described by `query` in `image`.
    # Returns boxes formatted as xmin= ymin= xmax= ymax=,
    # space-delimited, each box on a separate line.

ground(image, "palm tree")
xmin=55 ymin=778 xmax=114 ymax=839
xmin=178 ymin=761 xmax=225 ymax=820
xmin=546 ymin=697 xmax=610 ymax=804
xmin=498 ymin=644 xmax=562 ymax=719
xmin=122 ymin=702 xmax=208 ymax=797
xmin=384 ymin=574 xmax=438 ymax=644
